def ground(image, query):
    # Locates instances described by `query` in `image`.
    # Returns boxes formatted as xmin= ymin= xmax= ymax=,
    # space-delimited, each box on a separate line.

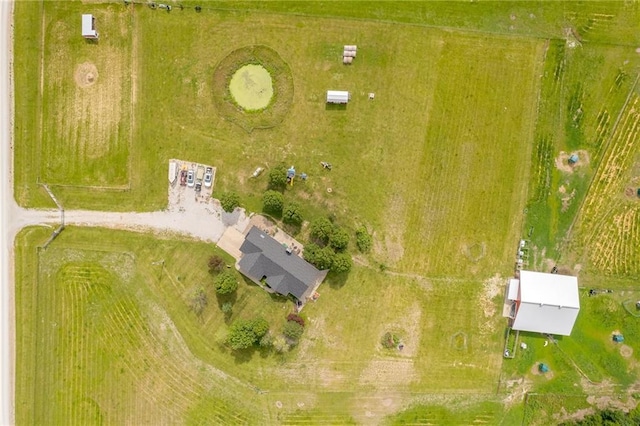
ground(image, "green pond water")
xmin=228 ymin=64 xmax=273 ymax=111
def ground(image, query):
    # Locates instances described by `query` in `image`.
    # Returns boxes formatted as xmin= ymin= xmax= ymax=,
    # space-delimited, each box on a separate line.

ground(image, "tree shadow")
xmin=326 ymin=271 xmax=349 ymax=289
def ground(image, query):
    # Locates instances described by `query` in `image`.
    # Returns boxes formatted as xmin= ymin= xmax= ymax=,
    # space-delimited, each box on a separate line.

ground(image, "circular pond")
xmin=229 ymin=64 xmax=273 ymax=111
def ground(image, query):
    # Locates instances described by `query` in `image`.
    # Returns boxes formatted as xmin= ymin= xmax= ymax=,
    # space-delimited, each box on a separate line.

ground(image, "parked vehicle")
xmin=187 ymin=169 xmax=195 ymax=187
xmin=195 ymin=182 xmax=202 ymax=192
xmin=196 ymin=166 xmax=205 ymax=183
xmin=204 ymin=167 xmax=213 ymax=188
xmin=180 ymin=169 xmax=187 ymax=186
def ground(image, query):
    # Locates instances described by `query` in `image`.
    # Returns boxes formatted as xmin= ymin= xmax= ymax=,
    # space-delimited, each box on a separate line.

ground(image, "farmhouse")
xmin=81 ymin=14 xmax=98 ymax=39
xmin=506 ymin=270 xmax=580 ymax=336
xmin=326 ymin=90 xmax=350 ymax=104
xmin=237 ymin=226 xmax=328 ymax=302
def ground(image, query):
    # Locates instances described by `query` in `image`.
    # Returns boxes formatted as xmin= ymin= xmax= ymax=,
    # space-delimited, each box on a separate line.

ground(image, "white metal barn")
xmin=326 ymin=90 xmax=350 ymax=104
xmin=82 ymin=14 xmax=98 ymax=39
xmin=508 ymin=270 xmax=580 ymax=336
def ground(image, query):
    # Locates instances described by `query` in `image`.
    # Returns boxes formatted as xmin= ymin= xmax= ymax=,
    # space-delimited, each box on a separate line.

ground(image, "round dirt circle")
xmin=212 ymin=45 xmax=293 ymax=132
xmin=75 ymin=62 xmax=98 ymax=88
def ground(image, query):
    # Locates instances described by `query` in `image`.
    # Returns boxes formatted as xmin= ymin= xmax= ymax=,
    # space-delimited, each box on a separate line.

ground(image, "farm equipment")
xmin=320 ymin=161 xmax=332 ymax=170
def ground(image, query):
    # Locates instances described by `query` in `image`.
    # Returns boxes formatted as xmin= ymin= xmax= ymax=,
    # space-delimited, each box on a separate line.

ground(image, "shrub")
xmin=381 ymin=332 xmax=400 ymax=349
xmin=189 ymin=286 xmax=208 ymax=316
xmin=262 ymin=190 xmax=284 ymax=215
xmin=286 ymin=313 xmax=305 ymax=327
xmin=329 ymin=227 xmax=350 ymax=251
xmin=221 ymin=302 xmax=233 ymax=315
xmin=259 ymin=332 xmax=273 ymax=348
xmin=220 ymin=191 xmax=240 ymax=213
xmin=207 ymin=255 xmax=225 ymax=273
xmin=310 ymin=217 xmax=333 ymax=245
xmin=283 ymin=321 xmax=304 ymax=342
xmin=331 ymin=253 xmax=352 ymax=274
xmin=355 ymin=227 xmax=372 ymax=253
xmin=282 ymin=202 xmax=303 ymax=225
xmin=214 ymin=270 xmax=238 ymax=295
xmin=272 ymin=335 xmax=289 ymax=353
xmin=268 ymin=164 xmax=287 ymax=189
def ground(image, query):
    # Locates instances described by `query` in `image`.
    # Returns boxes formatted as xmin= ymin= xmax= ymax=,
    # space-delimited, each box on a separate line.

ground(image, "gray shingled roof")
xmin=238 ymin=226 xmax=325 ymax=300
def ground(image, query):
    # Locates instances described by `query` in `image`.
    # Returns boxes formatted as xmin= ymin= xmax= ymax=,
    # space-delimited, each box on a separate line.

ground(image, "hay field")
xmin=38 ymin=2 xmax=132 ymax=187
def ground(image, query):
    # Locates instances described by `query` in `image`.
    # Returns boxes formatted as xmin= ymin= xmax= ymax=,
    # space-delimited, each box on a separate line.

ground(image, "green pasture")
xmin=15 ymin=226 xmax=506 ymax=423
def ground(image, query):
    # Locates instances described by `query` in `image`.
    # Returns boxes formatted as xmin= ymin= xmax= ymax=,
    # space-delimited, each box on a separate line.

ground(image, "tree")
xmin=268 ymin=164 xmax=287 ymax=189
xmin=329 ymin=227 xmax=350 ymax=251
xmin=226 ymin=317 xmax=270 ymax=350
xmin=283 ymin=321 xmax=304 ymax=343
xmin=189 ymin=286 xmax=208 ymax=316
xmin=220 ymin=191 xmax=240 ymax=213
xmin=331 ymin=252 xmax=352 ymax=273
xmin=262 ymin=190 xmax=284 ymax=215
xmin=310 ymin=217 xmax=333 ymax=245
xmin=303 ymin=243 xmax=334 ymax=270
xmin=355 ymin=227 xmax=372 ymax=253
xmin=282 ymin=202 xmax=303 ymax=225
xmin=207 ymin=255 xmax=225 ymax=274
xmin=214 ymin=270 xmax=238 ymax=295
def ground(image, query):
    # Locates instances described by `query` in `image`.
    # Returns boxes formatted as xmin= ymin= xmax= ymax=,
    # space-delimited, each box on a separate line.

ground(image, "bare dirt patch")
xmin=530 ymin=362 xmax=554 ymax=379
xmin=480 ymin=274 xmax=502 ymax=319
xmin=620 ymin=344 xmax=633 ymax=358
xmin=555 ymin=150 xmax=590 ymax=173
xmin=74 ymin=62 xmax=98 ymax=88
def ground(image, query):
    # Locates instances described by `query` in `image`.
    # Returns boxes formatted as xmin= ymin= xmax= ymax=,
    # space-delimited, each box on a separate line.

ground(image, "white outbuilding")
xmin=82 ymin=14 xmax=98 ymax=39
xmin=326 ymin=90 xmax=350 ymax=104
xmin=507 ymin=270 xmax=579 ymax=336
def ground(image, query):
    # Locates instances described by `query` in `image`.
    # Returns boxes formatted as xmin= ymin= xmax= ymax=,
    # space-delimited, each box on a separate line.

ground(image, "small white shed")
xmin=509 ymin=270 xmax=580 ymax=336
xmin=82 ymin=14 xmax=98 ymax=39
xmin=326 ymin=90 xmax=350 ymax=104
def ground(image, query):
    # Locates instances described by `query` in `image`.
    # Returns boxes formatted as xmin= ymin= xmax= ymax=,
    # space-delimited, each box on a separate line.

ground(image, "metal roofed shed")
xmin=326 ymin=90 xmax=350 ymax=104
xmin=82 ymin=14 xmax=98 ymax=39
xmin=508 ymin=270 xmax=580 ymax=336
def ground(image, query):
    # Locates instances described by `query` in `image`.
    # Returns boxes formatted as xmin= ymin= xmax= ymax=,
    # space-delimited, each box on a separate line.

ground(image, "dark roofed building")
xmin=238 ymin=226 xmax=328 ymax=301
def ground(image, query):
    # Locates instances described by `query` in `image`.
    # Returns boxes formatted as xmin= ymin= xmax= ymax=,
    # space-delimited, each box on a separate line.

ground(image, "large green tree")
xmin=268 ymin=164 xmax=287 ymax=189
xmin=226 ymin=318 xmax=270 ymax=350
xmin=262 ymin=190 xmax=284 ymax=215
xmin=303 ymin=243 xmax=335 ymax=270
xmin=329 ymin=227 xmax=350 ymax=251
xmin=310 ymin=217 xmax=333 ymax=245
xmin=220 ymin=191 xmax=240 ymax=213
xmin=214 ymin=270 xmax=238 ymax=295
xmin=331 ymin=253 xmax=353 ymax=273
xmin=282 ymin=202 xmax=303 ymax=225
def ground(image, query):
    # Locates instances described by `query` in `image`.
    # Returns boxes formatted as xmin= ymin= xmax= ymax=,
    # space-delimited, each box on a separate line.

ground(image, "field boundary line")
xmin=35 ymin=0 xmax=45 ymax=186
xmin=560 ymin=71 xmax=640 ymax=259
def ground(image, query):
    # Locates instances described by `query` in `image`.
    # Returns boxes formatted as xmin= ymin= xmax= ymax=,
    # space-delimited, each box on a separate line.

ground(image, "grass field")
xmin=12 ymin=0 xmax=640 ymax=424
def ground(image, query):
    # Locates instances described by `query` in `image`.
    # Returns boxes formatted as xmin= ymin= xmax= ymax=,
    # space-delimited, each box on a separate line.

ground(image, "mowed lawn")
xmin=38 ymin=2 xmax=132 ymax=187
xmin=15 ymin=226 xmax=506 ymax=423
